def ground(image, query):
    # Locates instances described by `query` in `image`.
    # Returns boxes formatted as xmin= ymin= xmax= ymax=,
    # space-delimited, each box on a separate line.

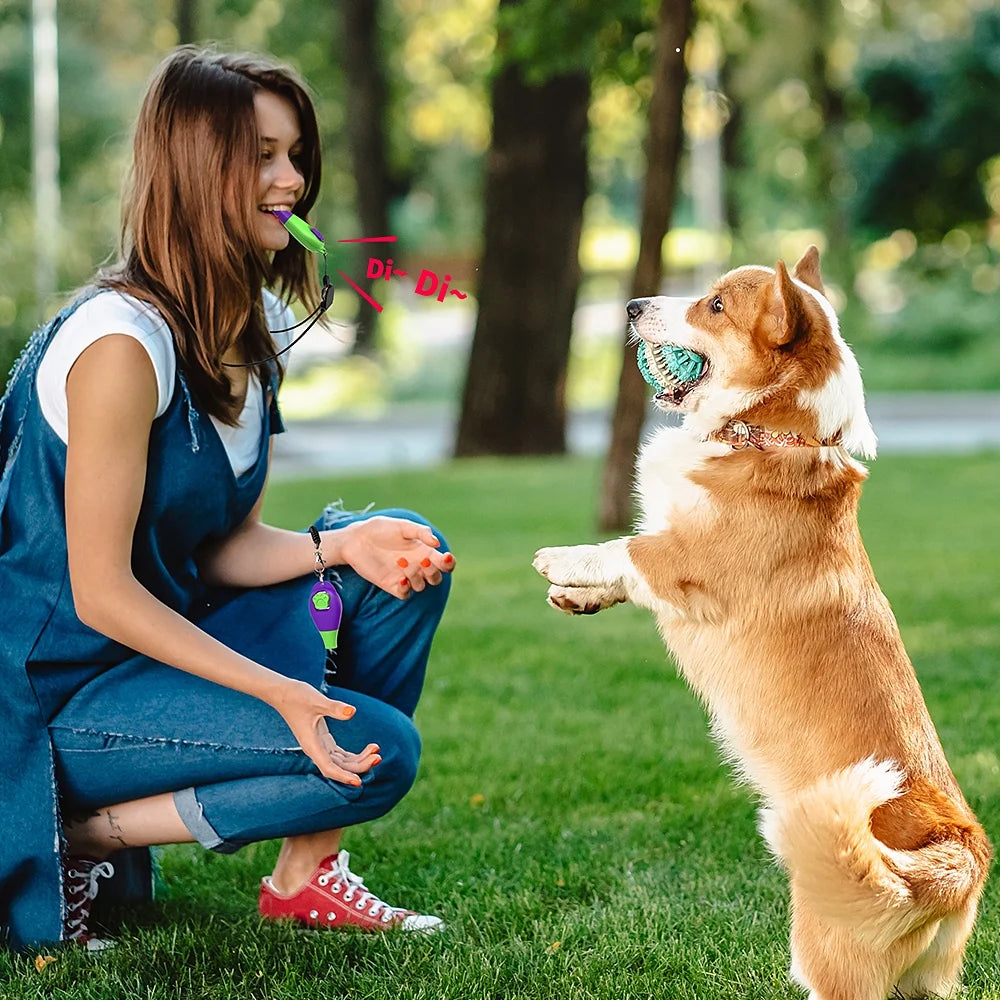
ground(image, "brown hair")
xmin=99 ymin=46 xmax=322 ymax=424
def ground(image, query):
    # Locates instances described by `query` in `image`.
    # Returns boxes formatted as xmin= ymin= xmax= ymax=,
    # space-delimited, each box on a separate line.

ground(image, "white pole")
xmin=32 ymin=0 xmax=60 ymax=312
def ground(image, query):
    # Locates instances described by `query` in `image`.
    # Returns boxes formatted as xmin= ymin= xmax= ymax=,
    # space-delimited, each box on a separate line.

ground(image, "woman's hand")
xmin=267 ymin=677 xmax=380 ymax=785
xmin=339 ymin=516 xmax=455 ymax=600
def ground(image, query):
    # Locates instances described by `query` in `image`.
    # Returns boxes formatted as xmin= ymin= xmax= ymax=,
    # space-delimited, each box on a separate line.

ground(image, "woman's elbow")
xmin=68 ymin=568 xmax=133 ymax=633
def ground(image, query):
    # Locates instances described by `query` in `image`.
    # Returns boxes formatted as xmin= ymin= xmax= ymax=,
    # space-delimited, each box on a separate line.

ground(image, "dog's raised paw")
xmin=547 ymin=585 xmax=613 ymax=615
xmin=533 ymin=544 xmax=597 ymax=586
xmin=532 ymin=546 xmax=560 ymax=581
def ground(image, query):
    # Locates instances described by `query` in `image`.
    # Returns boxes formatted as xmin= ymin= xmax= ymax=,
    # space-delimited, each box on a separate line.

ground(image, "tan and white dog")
xmin=533 ymin=248 xmax=990 ymax=1000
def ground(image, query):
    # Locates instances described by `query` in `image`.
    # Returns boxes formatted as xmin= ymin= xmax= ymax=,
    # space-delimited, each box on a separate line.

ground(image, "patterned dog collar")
xmin=709 ymin=420 xmax=843 ymax=451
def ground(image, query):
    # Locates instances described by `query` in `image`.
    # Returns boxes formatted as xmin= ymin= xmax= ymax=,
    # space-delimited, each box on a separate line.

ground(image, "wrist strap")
xmin=309 ymin=526 xmax=326 ymax=581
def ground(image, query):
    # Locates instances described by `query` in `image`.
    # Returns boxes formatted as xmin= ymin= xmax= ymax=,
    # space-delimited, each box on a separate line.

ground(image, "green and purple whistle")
xmin=272 ymin=210 xmax=326 ymax=255
xmin=309 ymin=579 xmax=342 ymax=652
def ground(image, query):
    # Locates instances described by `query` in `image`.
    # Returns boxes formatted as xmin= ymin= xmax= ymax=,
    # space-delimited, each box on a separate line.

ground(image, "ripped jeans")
xmin=49 ymin=508 xmax=449 ymax=853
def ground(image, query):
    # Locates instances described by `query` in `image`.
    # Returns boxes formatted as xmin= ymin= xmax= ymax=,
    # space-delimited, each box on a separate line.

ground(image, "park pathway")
xmin=270 ymin=392 xmax=1000 ymax=480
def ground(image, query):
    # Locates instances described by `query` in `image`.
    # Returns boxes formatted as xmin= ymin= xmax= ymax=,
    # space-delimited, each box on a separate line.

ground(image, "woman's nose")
xmin=273 ymin=156 xmax=303 ymax=190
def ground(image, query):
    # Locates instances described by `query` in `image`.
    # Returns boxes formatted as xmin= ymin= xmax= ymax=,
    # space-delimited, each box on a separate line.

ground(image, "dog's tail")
xmin=759 ymin=758 xmax=991 ymax=949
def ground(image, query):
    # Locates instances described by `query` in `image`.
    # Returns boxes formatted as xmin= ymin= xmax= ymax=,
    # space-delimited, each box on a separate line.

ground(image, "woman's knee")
xmin=328 ymin=704 xmax=421 ymax=819
xmin=369 ymin=713 xmax=421 ymax=810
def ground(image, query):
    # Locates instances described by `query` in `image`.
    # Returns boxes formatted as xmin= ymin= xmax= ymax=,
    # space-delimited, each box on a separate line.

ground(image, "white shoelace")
xmin=64 ymin=860 xmax=115 ymax=939
xmin=327 ymin=850 xmax=405 ymax=923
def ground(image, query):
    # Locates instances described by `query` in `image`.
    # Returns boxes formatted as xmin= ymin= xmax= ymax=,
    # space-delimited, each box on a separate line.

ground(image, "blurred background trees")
xmin=456 ymin=0 xmax=621 ymax=457
xmin=601 ymin=0 xmax=692 ymax=530
xmin=1 ymin=0 xmax=997 ymax=508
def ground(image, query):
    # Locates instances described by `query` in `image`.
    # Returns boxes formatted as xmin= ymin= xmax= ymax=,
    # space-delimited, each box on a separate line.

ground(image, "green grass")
xmin=3 ymin=452 xmax=1000 ymax=999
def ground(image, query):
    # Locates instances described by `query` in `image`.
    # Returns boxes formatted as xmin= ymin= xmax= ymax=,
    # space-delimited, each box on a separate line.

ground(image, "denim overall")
xmin=0 ymin=292 xmax=447 ymax=952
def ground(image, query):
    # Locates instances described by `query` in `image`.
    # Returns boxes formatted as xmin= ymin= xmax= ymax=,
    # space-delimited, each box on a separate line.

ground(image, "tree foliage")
xmin=851 ymin=7 xmax=1000 ymax=238
xmin=2 ymin=0 xmax=998 ymax=403
xmin=495 ymin=0 xmax=655 ymax=83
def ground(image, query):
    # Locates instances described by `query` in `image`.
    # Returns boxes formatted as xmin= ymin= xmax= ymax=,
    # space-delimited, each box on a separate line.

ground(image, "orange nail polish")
xmin=421 ymin=557 xmax=431 ymax=568
xmin=444 ymin=553 xmax=454 ymax=564
xmin=400 ymin=578 xmax=409 ymax=587
xmin=397 ymin=557 xmax=409 ymax=568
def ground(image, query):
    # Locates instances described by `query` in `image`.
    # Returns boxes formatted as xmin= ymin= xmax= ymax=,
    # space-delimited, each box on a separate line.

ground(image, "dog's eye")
xmin=710 ymin=296 xmax=724 ymax=314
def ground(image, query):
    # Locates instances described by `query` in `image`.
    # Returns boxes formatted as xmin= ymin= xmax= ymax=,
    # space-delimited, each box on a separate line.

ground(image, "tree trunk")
xmin=175 ymin=0 xmax=197 ymax=44
xmin=338 ymin=0 xmax=390 ymax=353
xmin=598 ymin=0 xmax=693 ymax=531
xmin=454 ymin=60 xmax=590 ymax=457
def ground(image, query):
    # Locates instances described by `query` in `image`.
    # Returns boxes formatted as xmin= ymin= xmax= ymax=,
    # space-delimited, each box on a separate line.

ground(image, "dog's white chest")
xmin=633 ymin=426 xmax=725 ymax=532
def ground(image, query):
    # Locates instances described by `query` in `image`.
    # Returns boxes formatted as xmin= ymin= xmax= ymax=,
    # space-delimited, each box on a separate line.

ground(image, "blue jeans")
xmin=48 ymin=508 xmax=449 ymax=853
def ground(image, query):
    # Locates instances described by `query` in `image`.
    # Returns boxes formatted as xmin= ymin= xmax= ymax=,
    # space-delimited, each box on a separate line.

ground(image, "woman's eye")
xmin=711 ymin=296 xmax=724 ymax=314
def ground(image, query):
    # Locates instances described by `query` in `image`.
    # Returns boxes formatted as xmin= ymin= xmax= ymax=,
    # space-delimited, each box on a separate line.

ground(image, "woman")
xmin=0 ymin=47 xmax=453 ymax=952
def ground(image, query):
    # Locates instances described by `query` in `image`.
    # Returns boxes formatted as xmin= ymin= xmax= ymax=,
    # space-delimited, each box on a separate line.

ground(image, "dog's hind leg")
xmin=893 ymin=901 xmax=978 ymax=999
xmin=788 ymin=894 xmax=930 ymax=1000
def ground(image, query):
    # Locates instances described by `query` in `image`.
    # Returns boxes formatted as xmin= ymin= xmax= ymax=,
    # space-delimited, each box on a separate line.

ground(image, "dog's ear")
xmin=791 ymin=245 xmax=825 ymax=295
xmin=759 ymin=260 xmax=811 ymax=348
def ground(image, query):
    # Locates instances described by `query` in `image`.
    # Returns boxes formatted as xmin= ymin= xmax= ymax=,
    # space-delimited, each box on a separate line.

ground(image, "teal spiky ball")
xmin=637 ymin=341 xmax=705 ymax=392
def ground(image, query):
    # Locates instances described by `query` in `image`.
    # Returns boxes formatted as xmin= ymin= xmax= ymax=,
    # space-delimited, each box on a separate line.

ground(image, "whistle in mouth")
xmin=309 ymin=579 xmax=342 ymax=651
xmin=272 ymin=210 xmax=326 ymax=254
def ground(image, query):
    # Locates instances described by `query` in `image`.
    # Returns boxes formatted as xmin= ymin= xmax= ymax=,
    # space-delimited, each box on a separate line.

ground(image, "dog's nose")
xmin=626 ymin=299 xmax=644 ymax=321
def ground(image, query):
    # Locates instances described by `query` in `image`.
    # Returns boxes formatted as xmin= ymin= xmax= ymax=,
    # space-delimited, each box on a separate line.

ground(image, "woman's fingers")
xmin=392 ymin=552 xmax=451 ymax=598
xmin=331 ymin=748 xmax=382 ymax=775
xmin=275 ymin=682 xmax=385 ymax=786
xmin=306 ymin=723 xmax=363 ymax=785
xmin=306 ymin=723 xmax=383 ymax=784
xmin=396 ymin=520 xmax=457 ymax=576
xmin=417 ymin=556 xmax=444 ymax=587
xmin=350 ymin=517 xmax=453 ymax=598
xmin=394 ymin=557 xmax=448 ymax=597
xmin=407 ymin=551 xmax=453 ymax=584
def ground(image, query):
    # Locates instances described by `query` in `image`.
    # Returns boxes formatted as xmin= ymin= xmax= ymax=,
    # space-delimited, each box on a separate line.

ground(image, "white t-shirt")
xmin=36 ymin=289 xmax=295 ymax=477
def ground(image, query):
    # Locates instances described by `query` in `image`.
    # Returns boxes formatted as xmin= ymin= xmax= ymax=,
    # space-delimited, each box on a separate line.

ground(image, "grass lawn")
xmin=2 ymin=451 xmax=999 ymax=999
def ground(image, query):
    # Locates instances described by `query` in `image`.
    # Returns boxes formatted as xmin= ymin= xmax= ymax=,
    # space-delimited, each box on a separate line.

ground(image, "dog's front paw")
xmin=546 ymin=585 xmax=622 ymax=616
xmin=532 ymin=545 xmax=563 ymax=582
xmin=533 ymin=544 xmax=598 ymax=586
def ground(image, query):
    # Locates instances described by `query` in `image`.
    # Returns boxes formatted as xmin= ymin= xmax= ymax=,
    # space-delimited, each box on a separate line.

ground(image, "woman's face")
xmin=253 ymin=89 xmax=306 ymax=252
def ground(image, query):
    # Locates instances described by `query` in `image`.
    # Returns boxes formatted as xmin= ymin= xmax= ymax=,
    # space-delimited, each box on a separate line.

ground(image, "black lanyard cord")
xmin=222 ymin=272 xmax=335 ymax=369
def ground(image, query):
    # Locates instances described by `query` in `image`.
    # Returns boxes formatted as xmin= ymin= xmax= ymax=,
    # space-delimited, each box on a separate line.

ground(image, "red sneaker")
xmin=259 ymin=850 xmax=443 ymax=934
xmin=62 ymin=855 xmax=116 ymax=951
